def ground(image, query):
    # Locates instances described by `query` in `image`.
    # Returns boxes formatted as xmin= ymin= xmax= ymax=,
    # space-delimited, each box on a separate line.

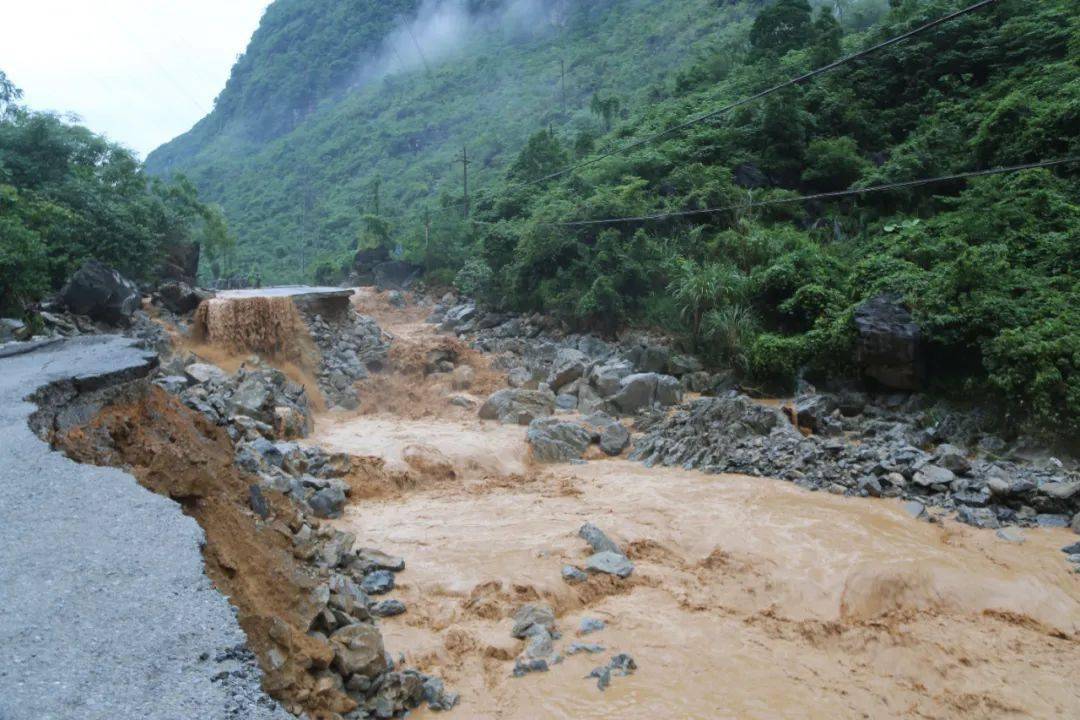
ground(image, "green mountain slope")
xmin=147 ymin=0 xmax=758 ymax=281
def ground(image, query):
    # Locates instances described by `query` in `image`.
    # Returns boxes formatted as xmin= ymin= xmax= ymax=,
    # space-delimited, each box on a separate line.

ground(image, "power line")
xmin=517 ymin=0 xmax=1000 ymax=191
xmin=410 ymin=0 xmax=1000 ymax=222
xmin=541 ymin=158 xmax=1080 ymax=227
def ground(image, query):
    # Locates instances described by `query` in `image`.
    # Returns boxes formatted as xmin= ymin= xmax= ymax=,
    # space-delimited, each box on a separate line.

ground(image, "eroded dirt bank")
xmin=306 ymin=290 xmax=1080 ymax=719
xmin=56 ymin=386 xmax=359 ymax=717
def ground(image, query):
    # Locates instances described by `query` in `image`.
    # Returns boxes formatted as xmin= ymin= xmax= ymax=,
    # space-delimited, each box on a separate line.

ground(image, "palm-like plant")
xmin=667 ymin=258 xmax=743 ymax=349
xmin=703 ymin=304 xmax=758 ymax=372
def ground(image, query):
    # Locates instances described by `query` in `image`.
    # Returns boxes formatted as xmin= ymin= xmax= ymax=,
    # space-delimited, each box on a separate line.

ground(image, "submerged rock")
xmin=479 ymin=388 xmax=556 ymax=425
xmin=585 ymin=551 xmax=634 ymax=578
xmin=527 ymin=418 xmax=592 ymax=463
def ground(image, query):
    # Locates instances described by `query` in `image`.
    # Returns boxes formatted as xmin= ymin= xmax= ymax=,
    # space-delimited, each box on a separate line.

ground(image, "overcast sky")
xmin=3 ymin=0 xmax=271 ymax=157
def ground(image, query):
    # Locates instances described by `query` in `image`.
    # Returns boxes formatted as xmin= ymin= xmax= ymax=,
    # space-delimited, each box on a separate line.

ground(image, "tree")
xmin=801 ymin=136 xmax=868 ymax=191
xmin=508 ymin=128 xmax=568 ymax=182
xmin=589 ymin=93 xmax=621 ymax=132
xmin=810 ymin=6 xmax=843 ymax=66
xmin=749 ymin=0 xmax=813 ymax=58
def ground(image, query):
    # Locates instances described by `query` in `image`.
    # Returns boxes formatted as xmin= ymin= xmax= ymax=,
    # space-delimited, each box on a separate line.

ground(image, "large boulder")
xmin=156 ymin=281 xmax=211 ymax=315
xmin=331 ymin=623 xmax=388 ymax=678
xmin=854 ymin=293 xmax=923 ymax=391
xmin=60 ymin=260 xmax=141 ymax=325
xmin=160 ymin=241 xmax=200 ymax=284
xmin=527 ymin=418 xmax=592 ymax=463
xmin=547 ymin=347 xmax=589 ymax=391
xmin=590 ymin=359 xmax=634 ymax=398
xmin=479 ymin=389 xmax=555 ymax=425
xmin=610 ymin=373 xmax=682 ymax=414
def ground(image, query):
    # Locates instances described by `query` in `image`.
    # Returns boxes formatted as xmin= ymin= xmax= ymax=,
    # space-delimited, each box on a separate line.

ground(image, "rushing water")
xmin=304 ymin=290 xmax=1080 ymax=719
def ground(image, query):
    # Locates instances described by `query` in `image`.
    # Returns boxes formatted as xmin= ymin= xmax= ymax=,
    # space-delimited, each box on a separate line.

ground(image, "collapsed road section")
xmin=0 ymin=335 xmax=288 ymax=720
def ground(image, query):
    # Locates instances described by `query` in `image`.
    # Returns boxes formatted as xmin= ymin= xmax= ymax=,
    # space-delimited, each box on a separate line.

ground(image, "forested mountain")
xmin=149 ymin=0 xmax=1079 ymax=436
xmin=147 ymin=0 xmax=877 ymax=281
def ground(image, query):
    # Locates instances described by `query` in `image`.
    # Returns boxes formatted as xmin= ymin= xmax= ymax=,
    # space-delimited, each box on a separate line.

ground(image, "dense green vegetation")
xmin=152 ymin=0 xmax=1079 ymax=435
xmin=0 ymin=71 xmax=232 ymax=314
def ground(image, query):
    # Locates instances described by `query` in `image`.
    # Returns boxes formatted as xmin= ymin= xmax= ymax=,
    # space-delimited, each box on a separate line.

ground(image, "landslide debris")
xmin=53 ymin=385 xmax=456 ymax=719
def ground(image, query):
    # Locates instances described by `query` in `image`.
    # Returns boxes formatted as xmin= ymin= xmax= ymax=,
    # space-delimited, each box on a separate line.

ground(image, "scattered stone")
xmin=512 ymin=657 xmax=549 ymax=677
xmin=185 ymin=363 xmax=227 ymax=385
xmin=567 ymin=642 xmax=605 ymax=655
xmin=527 ymin=417 xmax=592 ymax=463
xmin=331 ymin=623 xmax=388 ymax=679
xmin=996 ymin=527 xmax=1026 ymax=544
xmin=609 ymin=653 xmax=637 ymax=675
xmin=578 ymin=618 xmax=606 ymax=635
xmin=1036 ymin=514 xmax=1071 ymax=528
xmin=360 ymin=570 xmax=395 ymax=595
xmin=356 ymin=548 xmax=406 ymax=572
xmin=912 ymin=464 xmax=955 ymax=489
xmin=562 ymin=565 xmax=588 ymax=584
xmin=507 ymin=367 xmax=533 ymax=388
xmin=902 ymin=501 xmax=927 ymax=520
xmin=585 ymin=551 xmax=634 ymax=578
xmin=511 ymin=603 xmax=556 ymax=639
xmin=479 ymin=388 xmax=556 ymax=425
xmin=248 ymin=485 xmax=270 ymax=519
xmin=934 ymin=444 xmax=971 ymax=475
xmin=309 ymin=486 xmax=347 ymax=519
xmin=578 ymin=523 xmax=622 ymax=555
xmin=599 ymin=422 xmax=631 ymax=456
xmin=587 ymin=665 xmax=611 ymax=690
xmin=371 ymin=600 xmax=407 ymax=618
xmin=548 ymin=347 xmax=589 ymax=390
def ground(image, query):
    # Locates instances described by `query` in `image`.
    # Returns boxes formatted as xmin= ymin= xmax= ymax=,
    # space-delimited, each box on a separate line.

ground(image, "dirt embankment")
xmin=55 ymin=386 xmax=374 ymax=718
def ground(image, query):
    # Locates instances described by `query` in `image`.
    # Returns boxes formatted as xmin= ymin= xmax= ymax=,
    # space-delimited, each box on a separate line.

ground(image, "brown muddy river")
xmin=306 ymin=291 xmax=1080 ymax=719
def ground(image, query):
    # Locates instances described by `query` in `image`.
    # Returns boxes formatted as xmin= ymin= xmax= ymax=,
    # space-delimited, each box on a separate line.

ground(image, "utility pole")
xmin=560 ymin=58 xmax=567 ymax=119
xmin=458 ymin=146 xmax=471 ymax=218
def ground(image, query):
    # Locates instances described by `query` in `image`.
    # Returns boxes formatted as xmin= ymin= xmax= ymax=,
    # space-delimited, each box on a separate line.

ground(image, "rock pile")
xmin=631 ymin=392 xmax=1080 ymax=531
xmin=161 ymin=356 xmax=316 ymax=441
xmin=301 ymin=309 xmax=389 ymax=410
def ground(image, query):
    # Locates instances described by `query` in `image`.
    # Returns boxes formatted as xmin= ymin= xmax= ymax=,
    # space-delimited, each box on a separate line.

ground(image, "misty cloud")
xmin=352 ymin=0 xmax=573 ymax=87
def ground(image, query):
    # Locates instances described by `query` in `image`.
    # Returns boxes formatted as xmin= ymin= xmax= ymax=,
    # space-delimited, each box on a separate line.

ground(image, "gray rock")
xmin=567 ymin=643 xmax=605 ymax=655
xmin=588 ymin=665 xmax=611 ymax=690
xmin=1073 ymin=512 xmax=1080 ymax=535
xmin=957 ymin=506 xmax=1000 ymax=529
xmin=512 ymin=657 xmax=549 ymax=677
xmin=1059 ymin=542 xmax=1080 ymax=555
xmin=511 ymin=604 xmax=556 ymax=639
xmin=655 ymin=374 xmax=684 ymax=406
xmin=579 ymin=523 xmax=622 ymax=555
xmin=995 ymin=528 xmax=1026 ymax=544
xmin=355 ymin=548 xmax=406 ymax=572
xmin=578 ymin=618 xmax=606 ymax=635
xmin=527 ymin=418 xmax=592 ymax=463
xmin=934 ymin=444 xmax=971 ymax=475
xmin=522 ymin=626 xmax=554 ymax=659
xmin=548 ymin=347 xmax=589 ymax=390
xmin=667 ymin=354 xmax=703 ymax=376
xmin=912 ymin=464 xmax=955 ymax=489
xmin=636 ymin=345 xmax=670 ymax=373
xmin=479 ymin=388 xmax=556 ymax=425
xmin=371 ymin=599 xmax=407 ymax=617
xmin=309 ymin=486 xmax=347 ymax=519
xmin=590 ymin=360 xmax=634 ymax=398
xmin=360 ymin=570 xmax=395 ymax=595
xmin=1039 ymin=481 xmax=1080 ymax=501
xmin=853 ymin=292 xmax=923 ymax=390
xmin=599 ymin=423 xmax=631 ymax=456
xmin=857 ymin=476 xmax=882 ymax=497
xmin=60 ymin=259 xmax=141 ymax=326
xmin=562 ymin=565 xmax=588 ymax=584
xmin=154 ymin=375 xmax=190 ymax=394
xmin=507 ymin=367 xmax=533 ymax=388
xmin=185 ymin=363 xmax=227 ymax=385
xmin=609 ymin=653 xmax=637 ymax=674
xmin=585 ymin=551 xmax=634 ymax=578
xmin=901 ymin=500 xmax=927 ymax=520
xmin=611 ymin=373 xmax=659 ymax=414
xmin=555 ymin=393 xmax=578 ymax=411
xmin=331 ymin=623 xmax=388 ymax=678
xmin=1035 ymin=514 xmax=1071 ymax=528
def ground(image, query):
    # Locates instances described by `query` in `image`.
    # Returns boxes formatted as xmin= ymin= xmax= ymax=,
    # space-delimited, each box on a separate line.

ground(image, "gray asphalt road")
xmin=0 ymin=336 xmax=288 ymax=720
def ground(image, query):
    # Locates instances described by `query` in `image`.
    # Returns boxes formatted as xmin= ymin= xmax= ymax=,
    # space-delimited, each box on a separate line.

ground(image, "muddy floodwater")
xmin=305 ymin=290 xmax=1080 ymax=719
